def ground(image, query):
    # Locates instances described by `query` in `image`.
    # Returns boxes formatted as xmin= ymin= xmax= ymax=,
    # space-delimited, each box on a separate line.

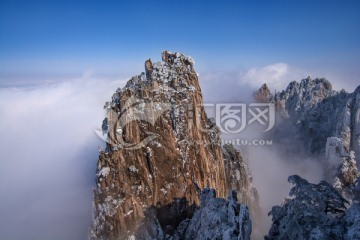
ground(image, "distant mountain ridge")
xmin=256 ymin=78 xmax=360 ymax=239
xmin=256 ymin=78 xmax=360 ymax=193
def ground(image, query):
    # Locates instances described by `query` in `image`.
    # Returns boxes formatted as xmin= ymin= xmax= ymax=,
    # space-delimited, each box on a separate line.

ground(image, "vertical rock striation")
xmin=222 ymin=144 xmax=260 ymax=214
xmin=89 ymin=51 xmax=256 ymax=239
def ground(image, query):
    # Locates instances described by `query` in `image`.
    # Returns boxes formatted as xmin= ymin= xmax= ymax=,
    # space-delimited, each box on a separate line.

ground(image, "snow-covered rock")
xmin=344 ymin=203 xmax=360 ymax=240
xmin=222 ymin=144 xmax=259 ymax=207
xmin=178 ymin=189 xmax=251 ymax=240
xmin=266 ymin=175 xmax=348 ymax=240
xmin=256 ymin=79 xmax=360 ymax=201
xmin=135 ymin=189 xmax=251 ymax=240
xmin=255 ymin=79 xmax=360 ymax=239
xmin=89 ymin=51 xmax=257 ymax=239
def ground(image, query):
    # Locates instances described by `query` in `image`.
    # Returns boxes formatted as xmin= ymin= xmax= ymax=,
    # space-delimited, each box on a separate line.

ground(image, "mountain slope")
xmin=89 ymin=51 xmax=257 ymax=239
xmin=256 ymin=78 xmax=360 ymax=199
xmin=256 ymin=79 xmax=360 ymax=239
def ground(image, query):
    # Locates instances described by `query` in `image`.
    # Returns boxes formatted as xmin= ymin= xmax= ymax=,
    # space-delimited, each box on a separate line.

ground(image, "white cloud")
xmin=0 ymin=62 xmax=351 ymax=239
xmin=240 ymin=63 xmax=310 ymax=92
xmin=198 ymin=63 xmax=310 ymax=105
xmin=0 ymin=77 xmax=126 ymax=240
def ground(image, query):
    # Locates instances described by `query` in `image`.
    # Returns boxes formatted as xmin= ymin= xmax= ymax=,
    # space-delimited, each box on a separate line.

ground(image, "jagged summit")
xmin=254 ymin=83 xmax=273 ymax=103
xmin=275 ymin=77 xmax=334 ymax=117
xmin=117 ymin=51 xmax=197 ymax=100
xmin=89 ymin=51 xmax=256 ymax=239
xmin=256 ymin=78 xmax=360 ymax=239
xmin=256 ymin=77 xmax=360 ymax=190
xmin=254 ymin=77 xmax=335 ymax=118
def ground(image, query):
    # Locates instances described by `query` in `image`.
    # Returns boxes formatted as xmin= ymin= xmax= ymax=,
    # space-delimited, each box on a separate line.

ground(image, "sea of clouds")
xmin=0 ymin=77 xmax=127 ymax=240
xmin=0 ymin=61 xmax=350 ymax=239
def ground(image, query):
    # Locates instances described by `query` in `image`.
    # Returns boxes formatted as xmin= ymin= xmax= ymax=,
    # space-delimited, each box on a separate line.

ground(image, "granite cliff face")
xmin=255 ymin=79 xmax=360 ymax=239
xmin=256 ymin=79 xmax=360 ymax=198
xmin=89 ymin=51 xmax=256 ymax=239
xmin=222 ymin=144 xmax=260 ymax=218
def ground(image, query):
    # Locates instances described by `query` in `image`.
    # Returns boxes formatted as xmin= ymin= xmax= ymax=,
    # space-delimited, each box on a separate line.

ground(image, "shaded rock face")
xmin=136 ymin=189 xmax=252 ymax=240
xmin=255 ymin=80 xmax=360 ymax=239
xmin=270 ymin=77 xmax=334 ymax=119
xmin=255 ymin=79 xmax=360 ymax=200
xmin=222 ymin=144 xmax=263 ymax=238
xmin=222 ymin=144 xmax=260 ymax=214
xmin=258 ymin=77 xmax=340 ymax=154
xmin=134 ymin=197 xmax=198 ymax=239
xmin=256 ymin=77 xmax=359 ymax=158
xmin=265 ymin=175 xmax=357 ymax=240
xmin=89 ymin=51 xmax=256 ymax=239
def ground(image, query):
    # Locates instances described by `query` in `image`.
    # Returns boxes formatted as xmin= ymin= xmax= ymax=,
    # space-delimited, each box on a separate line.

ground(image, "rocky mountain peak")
xmin=254 ymin=83 xmax=273 ymax=103
xmin=256 ymin=78 xmax=360 ymax=239
xmin=89 ymin=51 xmax=256 ymax=239
xmin=272 ymin=77 xmax=334 ymax=118
xmin=256 ymin=77 xmax=359 ymax=157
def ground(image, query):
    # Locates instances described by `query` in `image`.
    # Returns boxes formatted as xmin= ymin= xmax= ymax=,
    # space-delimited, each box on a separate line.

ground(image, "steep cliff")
xmin=265 ymin=175 xmax=353 ymax=239
xmin=135 ymin=189 xmax=252 ymax=240
xmin=89 ymin=51 xmax=256 ymax=239
xmin=254 ymin=83 xmax=273 ymax=103
xmin=259 ymin=77 xmax=359 ymax=158
xmin=222 ymin=144 xmax=260 ymax=214
xmin=255 ymin=79 xmax=360 ymax=200
xmin=255 ymin=79 xmax=360 ymax=238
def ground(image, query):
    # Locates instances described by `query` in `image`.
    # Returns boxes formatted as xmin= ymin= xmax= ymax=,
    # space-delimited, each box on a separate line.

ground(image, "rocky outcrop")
xmin=254 ymin=83 xmax=273 ymax=103
xmin=89 ymin=51 xmax=256 ymax=239
xmin=271 ymin=77 xmax=334 ymax=119
xmin=334 ymin=86 xmax=360 ymax=164
xmin=256 ymin=77 xmax=359 ymax=157
xmin=326 ymin=138 xmax=360 ymax=202
xmin=222 ymin=144 xmax=260 ymax=214
xmin=266 ymin=175 xmax=354 ymax=240
xmin=135 ymin=189 xmax=252 ymax=240
xmin=134 ymin=196 xmax=197 ymax=239
xmin=255 ymin=78 xmax=360 ymax=200
xmin=255 ymin=79 xmax=360 ymax=239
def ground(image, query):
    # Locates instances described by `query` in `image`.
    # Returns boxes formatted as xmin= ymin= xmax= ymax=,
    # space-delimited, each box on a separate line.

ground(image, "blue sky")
xmin=0 ymin=0 xmax=359 ymax=88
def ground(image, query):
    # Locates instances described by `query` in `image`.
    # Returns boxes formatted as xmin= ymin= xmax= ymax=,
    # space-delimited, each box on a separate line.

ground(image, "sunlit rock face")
xmin=89 ymin=51 xmax=256 ymax=239
xmin=254 ymin=83 xmax=273 ymax=103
